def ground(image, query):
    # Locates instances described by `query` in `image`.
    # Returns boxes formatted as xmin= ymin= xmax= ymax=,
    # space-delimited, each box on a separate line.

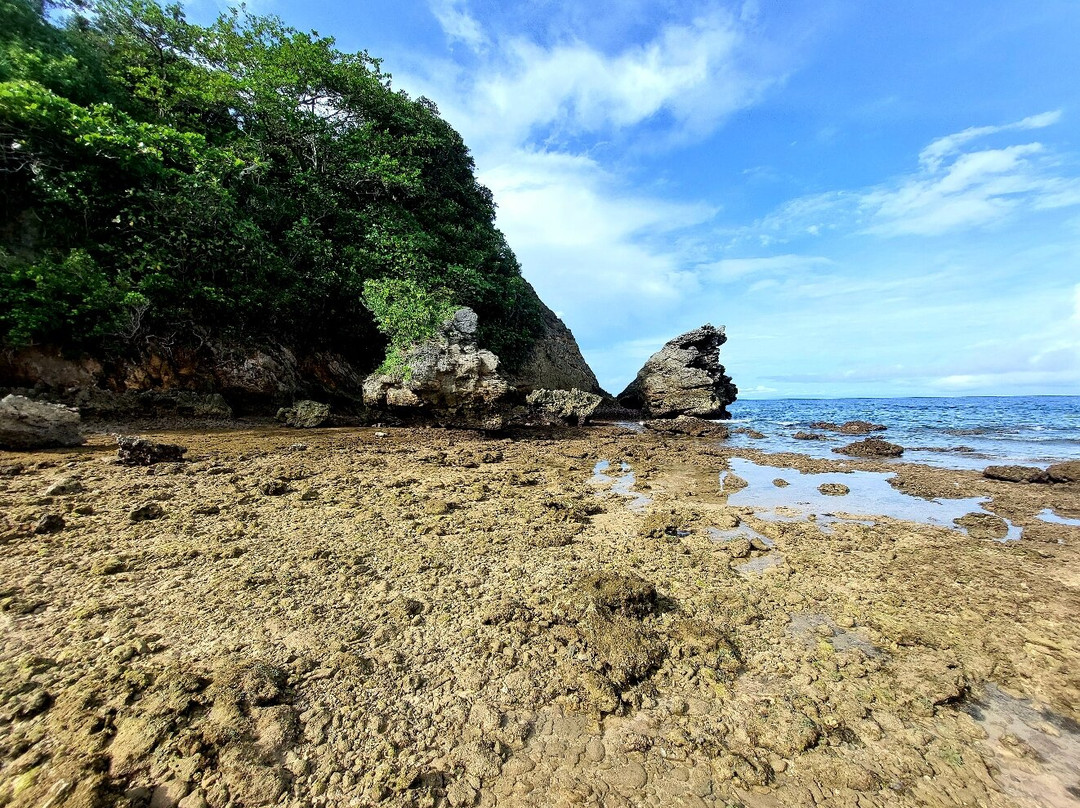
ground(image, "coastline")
xmin=1 ymin=423 xmax=1077 ymax=807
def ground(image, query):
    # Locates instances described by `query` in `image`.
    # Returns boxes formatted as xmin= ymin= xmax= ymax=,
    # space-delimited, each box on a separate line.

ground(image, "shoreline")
xmin=1 ymin=423 xmax=1077 ymax=807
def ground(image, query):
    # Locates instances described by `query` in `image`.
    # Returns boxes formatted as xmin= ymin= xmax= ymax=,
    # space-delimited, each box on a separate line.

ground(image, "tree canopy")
xmin=0 ymin=0 xmax=541 ymax=371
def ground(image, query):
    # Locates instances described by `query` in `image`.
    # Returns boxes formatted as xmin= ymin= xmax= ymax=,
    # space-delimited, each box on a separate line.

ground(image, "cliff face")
xmin=0 ymin=291 xmax=602 ymax=418
xmin=501 ymin=290 xmax=604 ymax=396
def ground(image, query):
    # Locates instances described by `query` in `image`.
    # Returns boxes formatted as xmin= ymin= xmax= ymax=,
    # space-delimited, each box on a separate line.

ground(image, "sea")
xmin=724 ymin=396 xmax=1080 ymax=471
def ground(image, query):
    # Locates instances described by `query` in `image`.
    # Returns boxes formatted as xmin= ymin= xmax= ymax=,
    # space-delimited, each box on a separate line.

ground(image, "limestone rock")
xmin=643 ymin=416 xmax=729 ymax=438
xmin=526 ymin=388 xmax=602 ymax=424
xmin=362 ymin=309 xmax=510 ymax=429
xmin=1046 ymin=460 xmax=1080 ymax=483
xmin=983 ymin=465 xmax=1048 ymax=484
xmin=616 ymin=325 xmax=737 ymax=419
xmin=275 ymin=400 xmax=330 ymax=428
xmin=818 ymin=483 xmax=850 ymax=496
xmin=117 ymin=436 xmax=187 ymax=466
xmin=501 ymin=291 xmax=604 ymax=395
xmin=833 ymin=438 xmax=904 ymax=458
xmin=0 ymin=395 xmax=84 ymax=450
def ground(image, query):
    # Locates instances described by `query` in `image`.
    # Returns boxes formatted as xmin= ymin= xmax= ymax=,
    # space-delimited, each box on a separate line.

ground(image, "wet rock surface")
xmin=983 ymin=464 xmax=1049 ymax=483
xmin=617 ymin=325 xmax=738 ymax=419
xmin=644 ymin=415 xmax=730 ymax=437
xmin=0 ymin=425 xmax=1076 ymax=808
xmin=0 ymin=394 xmax=84 ymax=449
xmin=834 ymin=437 xmax=905 ymax=458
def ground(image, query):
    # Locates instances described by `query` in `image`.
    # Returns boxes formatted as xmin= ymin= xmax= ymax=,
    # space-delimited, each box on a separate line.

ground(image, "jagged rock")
xmin=833 ymin=438 xmax=904 ymax=458
xmin=1046 ymin=461 xmax=1080 ymax=483
xmin=275 ymin=400 xmax=330 ymax=428
xmin=362 ymin=309 xmax=510 ymax=429
xmin=502 ymin=291 xmax=604 ymax=395
xmin=643 ymin=416 xmax=729 ymax=438
xmin=793 ymin=431 xmax=827 ymax=441
xmin=117 ymin=436 xmax=187 ymax=466
xmin=983 ymin=465 xmax=1048 ymax=484
xmin=616 ymin=325 xmax=737 ymax=419
xmin=0 ymin=395 xmax=84 ymax=450
xmin=818 ymin=483 xmax=850 ymax=496
xmin=129 ymin=502 xmax=165 ymax=522
xmin=526 ymin=388 xmax=602 ymax=425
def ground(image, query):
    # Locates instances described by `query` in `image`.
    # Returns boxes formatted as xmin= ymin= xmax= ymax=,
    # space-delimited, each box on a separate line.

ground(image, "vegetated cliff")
xmin=0 ymin=0 xmax=597 ymax=414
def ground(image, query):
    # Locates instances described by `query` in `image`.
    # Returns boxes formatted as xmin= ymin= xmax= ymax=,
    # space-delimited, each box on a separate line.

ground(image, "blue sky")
xmin=192 ymin=0 xmax=1080 ymax=398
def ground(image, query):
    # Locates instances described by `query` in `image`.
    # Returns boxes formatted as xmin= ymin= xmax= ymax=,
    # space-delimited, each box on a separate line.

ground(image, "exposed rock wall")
xmin=502 ymin=292 xmax=604 ymax=396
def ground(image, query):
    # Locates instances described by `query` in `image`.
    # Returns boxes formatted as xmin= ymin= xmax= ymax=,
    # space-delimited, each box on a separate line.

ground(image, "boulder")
xmin=525 ymin=388 xmax=602 ymax=425
xmin=617 ymin=324 xmax=737 ymax=419
xmin=833 ymin=438 xmax=904 ymax=458
xmin=983 ymin=465 xmax=1049 ymax=484
xmin=793 ymin=431 xmax=827 ymax=441
xmin=644 ymin=416 xmax=729 ymax=438
xmin=818 ymin=483 xmax=850 ymax=496
xmin=117 ymin=436 xmax=187 ymax=466
xmin=0 ymin=395 xmax=84 ymax=450
xmin=1046 ymin=460 xmax=1080 ymax=484
xmin=362 ymin=308 xmax=510 ymax=429
xmin=276 ymin=400 xmax=330 ymax=428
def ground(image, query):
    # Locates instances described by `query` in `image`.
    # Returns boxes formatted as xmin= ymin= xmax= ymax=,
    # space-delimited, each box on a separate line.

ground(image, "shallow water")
xmin=725 ymin=396 xmax=1080 ymax=471
xmin=1037 ymin=508 xmax=1080 ymax=528
xmin=590 ymin=460 xmax=652 ymax=510
xmin=964 ymin=684 xmax=1080 ymax=808
xmin=734 ymin=553 xmax=784 ymax=575
xmin=724 ymin=458 xmax=1022 ymax=540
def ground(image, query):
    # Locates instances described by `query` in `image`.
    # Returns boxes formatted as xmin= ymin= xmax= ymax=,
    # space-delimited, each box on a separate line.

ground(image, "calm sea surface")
xmin=724 ymin=396 xmax=1080 ymax=470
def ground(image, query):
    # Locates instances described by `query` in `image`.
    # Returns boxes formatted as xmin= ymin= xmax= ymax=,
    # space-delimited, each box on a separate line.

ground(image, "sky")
xmin=190 ymin=0 xmax=1080 ymax=398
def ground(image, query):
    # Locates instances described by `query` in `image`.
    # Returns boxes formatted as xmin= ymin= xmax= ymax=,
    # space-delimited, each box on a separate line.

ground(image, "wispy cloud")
xmin=429 ymin=0 xmax=487 ymax=52
xmin=746 ymin=111 xmax=1080 ymax=240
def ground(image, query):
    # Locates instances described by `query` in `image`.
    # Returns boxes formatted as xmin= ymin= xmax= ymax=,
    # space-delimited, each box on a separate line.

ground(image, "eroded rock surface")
xmin=117 ymin=436 xmax=187 ymax=466
xmin=502 ymin=292 xmax=604 ymax=395
xmin=362 ymin=309 xmax=510 ymax=429
xmin=834 ymin=437 xmax=904 ymax=458
xmin=526 ymin=388 xmax=602 ymax=425
xmin=617 ymin=325 xmax=737 ymax=419
xmin=0 ymin=394 xmax=84 ymax=449
xmin=275 ymin=400 xmax=330 ymax=428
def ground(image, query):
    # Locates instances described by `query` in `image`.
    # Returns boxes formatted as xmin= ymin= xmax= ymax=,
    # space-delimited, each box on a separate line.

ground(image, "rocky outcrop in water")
xmin=362 ymin=309 xmax=511 ymax=429
xmin=616 ymin=325 xmax=737 ymax=419
xmin=834 ymin=438 xmax=904 ymax=458
xmin=0 ymin=395 xmax=84 ymax=449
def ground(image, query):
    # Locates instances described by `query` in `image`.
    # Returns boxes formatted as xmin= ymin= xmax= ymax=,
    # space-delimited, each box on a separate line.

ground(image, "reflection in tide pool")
xmin=1037 ymin=508 xmax=1080 ymax=527
xmin=590 ymin=460 xmax=652 ymax=510
xmin=724 ymin=458 xmax=1022 ymax=540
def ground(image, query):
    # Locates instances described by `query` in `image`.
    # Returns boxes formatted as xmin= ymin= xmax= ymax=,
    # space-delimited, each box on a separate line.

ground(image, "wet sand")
xmin=0 ymin=423 xmax=1078 ymax=808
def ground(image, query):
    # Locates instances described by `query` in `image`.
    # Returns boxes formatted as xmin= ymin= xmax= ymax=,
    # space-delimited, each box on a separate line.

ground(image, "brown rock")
xmin=983 ymin=465 xmax=1048 ymax=483
xmin=1046 ymin=460 xmax=1080 ymax=483
xmin=833 ymin=438 xmax=903 ymax=458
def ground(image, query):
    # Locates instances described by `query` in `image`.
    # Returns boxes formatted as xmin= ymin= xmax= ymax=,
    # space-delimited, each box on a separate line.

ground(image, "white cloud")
xmin=744 ymin=112 xmax=1080 ymax=240
xmin=918 ymin=110 xmax=1061 ymax=171
xmin=429 ymin=0 xmax=488 ymax=52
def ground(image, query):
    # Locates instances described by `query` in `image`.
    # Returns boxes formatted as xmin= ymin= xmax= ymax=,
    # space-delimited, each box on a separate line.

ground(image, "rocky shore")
xmin=1 ymin=422 xmax=1077 ymax=808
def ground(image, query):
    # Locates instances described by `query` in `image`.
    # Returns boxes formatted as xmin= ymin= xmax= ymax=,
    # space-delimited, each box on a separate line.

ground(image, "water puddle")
xmin=735 ymin=553 xmax=785 ymax=575
xmin=786 ymin=613 xmax=884 ymax=657
xmin=724 ymin=458 xmax=1022 ymax=541
xmin=590 ymin=460 xmax=652 ymax=510
xmin=1037 ymin=508 xmax=1080 ymax=528
xmin=964 ymin=683 xmax=1080 ymax=808
xmin=706 ymin=524 xmax=773 ymax=545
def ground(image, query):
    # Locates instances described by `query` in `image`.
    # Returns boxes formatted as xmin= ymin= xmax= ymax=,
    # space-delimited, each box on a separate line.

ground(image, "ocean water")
xmin=724 ymin=396 xmax=1080 ymax=470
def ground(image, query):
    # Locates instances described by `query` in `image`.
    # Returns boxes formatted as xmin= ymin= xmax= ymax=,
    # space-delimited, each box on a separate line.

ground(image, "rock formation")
xmin=833 ymin=438 xmax=904 ymax=458
xmin=276 ymin=400 xmax=330 ymax=428
xmin=502 ymin=292 xmax=604 ymax=396
xmin=362 ymin=309 xmax=510 ymax=429
xmin=0 ymin=394 xmax=84 ymax=449
xmin=525 ymin=389 xmax=603 ymax=425
xmin=116 ymin=436 xmax=188 ymax=466
xmin=617 ymin=325 xmax=737 ymax=419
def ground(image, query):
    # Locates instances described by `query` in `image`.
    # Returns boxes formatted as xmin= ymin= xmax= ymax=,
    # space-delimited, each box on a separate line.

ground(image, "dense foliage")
xmin=0 ymin=0 xmax=541 ymax=370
